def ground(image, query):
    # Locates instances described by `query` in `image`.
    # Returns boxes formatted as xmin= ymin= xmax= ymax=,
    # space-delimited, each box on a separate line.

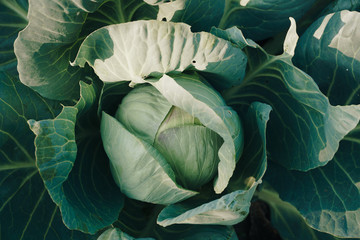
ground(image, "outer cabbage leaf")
xmin=0 ymin=72 xmax=92 ymax=239
xmin=157 ymin=102 xmax=271 ymax=226
xmin=264 ymin=143 xmax=360 ymax=238
xmin=145 ymin=0 xmax=225 ymax=32
xmin=14 ymin=0 xmax=157 ymax=100
xmin=221 ymin=19 xmax=360 ymax=171
xmin=143 ymin=0 xmax=186 ymax=23
xmin=320 ymin=0 xmax=360 ymax=16
xmin=27 ymin=80 xmax=124 ymax=234
xmin=157 ymin=181 xmax=259 ymax=227
xmin=265 ymin=10 xmax=360 ymax=238
xmin=97 ymin=228 xmax=154 ymax=240
xmin=218 ymin=0 xmax=315 ymax=41
xmin=0 ymin=0 xmax=28 ymax=73
xmin=293 ymin=11 xmax=360 ymax=106
xmin=227 ymin=102 xmax=271 ymax=191
xmin=14 ymin=0 xmax=106 ymax=100
xmin=72 ymin=20 xmax=247 ymax=91
xmin=210 ymin=26 xmax=257 ymax=50
xmin=113 ymin=198 xmax=239 ymax=240
xmin=256 ymin=186 xmax=356 ymax=240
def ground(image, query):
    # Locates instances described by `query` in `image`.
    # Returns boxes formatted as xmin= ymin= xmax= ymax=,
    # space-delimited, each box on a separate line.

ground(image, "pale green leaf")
xmin=97 ymin=228 xmax=154 ymax=240
xmin=72 ymin=20 xmax=247 ymax=90
xmin=156 ymin=102 xmax=271 ymax=227
xmin=157 ymin=180 xmax=259 ymax=227
xmin=146 ymin=74 xmax=243 ymax=194
xmin=115 ymin=84 xmax=172 ymax=144
xmin=210 ymin=26 xmax=257 ymax=49
xmin=101 ymin=112 xmax=197 ymax=205
xmin=155 ymin=125 xmax=223 ymax=190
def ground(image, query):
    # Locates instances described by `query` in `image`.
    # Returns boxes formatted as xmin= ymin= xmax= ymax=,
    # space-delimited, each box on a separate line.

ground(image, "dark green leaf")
xmin=256 ymin=186 xmax=354 ymax=240
xmin=0 ymin=72 xmax=91 ymax=239
xmin=114 ymin=198 xmax=239 ymax=240
xmin=14 ymin=0 xmax=157 ymax=100
xmin=97 ymin=228 xmax=154 ymax=240
xmin=28 ymin=81 xmax=124 ymax=234
xmin=0 ymin=0 xmax=28 ymax=73
xmin=294 ymin=10 xmax=360 ymax=106
xmin=267 ymin=10 xmax=360 ymax=238
xmin=264 ymin=131 xmax=360 ymax=238
xmin=227 ymin=102 xmax=271 ymax=191
xmin=321 ymin=0 xmax=360 ymax=16
xmin=223 ymin=23 xmax=360 ymax=171
xmin=147 ymin=0 xmax=225 ymax=32
xmin=218 ymin=0 xmax=315 ymax=40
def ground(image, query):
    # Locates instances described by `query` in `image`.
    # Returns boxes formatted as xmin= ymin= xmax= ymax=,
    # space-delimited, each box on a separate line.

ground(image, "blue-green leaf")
xmin=218 ymin=0 xmax=315 ymax=40
xmin=72 ymin=20 xmax=247 ymax=91
xmin=0 ymin=0 xmax=28 ymax=73
xmin=0 ymin=72 xmax=91 ymax=239
xmin=28 ymin=81 xmax=124 ymax=234
xmin=294 ymin=10 xmax=360 ymax=106
xmin=223 ymin=20 xmax=360 ymax=171
xmin=210 ymin=26 xmax=257 ymax=49
xmin=268 ymin=10 xmax=360 ymax=238
xmin=321 ymin=0 xmax=360 ymax=16
xmin=264 ymin=137 xmax=360 ymax=238
xmin=14 ymin=0 xmax=106 ymax=100
xmin=146 ymin=0 xmax=225 ymax=32
xmin=256 ymin=186 xmax=351 ymax=240
xmin=227 ymin=102 xmax=271 ymax=191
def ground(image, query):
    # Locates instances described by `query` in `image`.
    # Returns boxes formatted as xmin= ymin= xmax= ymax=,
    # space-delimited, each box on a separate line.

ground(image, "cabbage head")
xmin=101 ymin=74 xmax=243 ymax=204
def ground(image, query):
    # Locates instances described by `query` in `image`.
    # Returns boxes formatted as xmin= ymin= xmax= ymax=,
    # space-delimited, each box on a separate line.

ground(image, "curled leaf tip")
xmin=283 ymin=17 xmax=299 ymax=57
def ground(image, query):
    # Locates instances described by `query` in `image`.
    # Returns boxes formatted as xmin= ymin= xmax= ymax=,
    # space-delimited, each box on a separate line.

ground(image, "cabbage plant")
xmin=1 ymin=0 xmax=360 ymax=239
